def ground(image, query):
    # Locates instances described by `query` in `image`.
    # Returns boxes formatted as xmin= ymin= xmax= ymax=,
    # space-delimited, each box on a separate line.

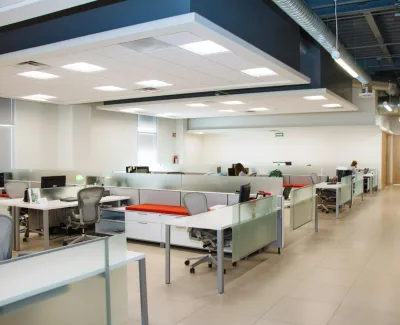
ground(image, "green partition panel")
xmin=290 ymin=185 xmax=315 ymax=230
xmin=371 ymin=169 xmax=378 ymax=188
xmin=232 ymin=196 xmax=277 ymax=262
xmin=354 ymin=172 xmax=363 ymax=197
xmin=340 ymin=175 xmax=352 ymax=205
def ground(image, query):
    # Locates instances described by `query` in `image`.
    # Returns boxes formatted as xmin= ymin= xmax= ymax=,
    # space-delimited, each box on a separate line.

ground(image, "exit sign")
xmin=275 ymin=132 xmax=284 ymax=137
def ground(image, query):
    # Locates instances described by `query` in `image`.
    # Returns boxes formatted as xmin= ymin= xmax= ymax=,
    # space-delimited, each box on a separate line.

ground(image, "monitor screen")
xmin=135 ymin=166 xmax=150 ymax=174
xmin=336 ymin=169 xmax=352 ymax=182
xmin=228 ymin=168 xmax=235 ymax=176
xmin=239 ymin=183 xmax=251 ymax=203
xmin=41 ymin=176 xmax=66 ymax=188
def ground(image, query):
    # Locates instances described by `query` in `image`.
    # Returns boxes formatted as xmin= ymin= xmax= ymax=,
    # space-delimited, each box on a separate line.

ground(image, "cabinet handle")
xmin=138 ymin=222 xmax=148 ymax=225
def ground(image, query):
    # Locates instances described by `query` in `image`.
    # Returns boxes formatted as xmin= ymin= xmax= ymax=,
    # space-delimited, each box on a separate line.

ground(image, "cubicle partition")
xmin=290 ymin=185 xmax=316 ymax=231
xmin=0 ymin=234 xmax=146 ymax=325
xmin=231 ymin=196 xmax=278 ymax=262
xmin=340 ymin=175 xmax=352 ymax=206
xmin=354 ymin=172 xmax=364 ymax=199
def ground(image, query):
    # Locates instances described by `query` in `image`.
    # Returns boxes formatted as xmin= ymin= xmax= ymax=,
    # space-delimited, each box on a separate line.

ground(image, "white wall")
xmin=157 ymin=118 xmax=176 ymax=165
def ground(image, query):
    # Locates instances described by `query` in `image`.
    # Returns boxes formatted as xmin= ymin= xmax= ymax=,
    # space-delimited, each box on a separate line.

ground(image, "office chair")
xmin=4 ymin=182 xmax=32 ymax=242
xmin=63 ymin=187 xmax=105 ymax=246
xmin=183 ymin=192 xmax=226 ymax=274
xmin=0 ymin=215 xmax=12 ymax=261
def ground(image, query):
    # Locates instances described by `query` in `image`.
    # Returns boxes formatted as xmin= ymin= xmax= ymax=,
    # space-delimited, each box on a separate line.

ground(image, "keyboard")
xmin=60 ymin=197 xmax=78 ymax=202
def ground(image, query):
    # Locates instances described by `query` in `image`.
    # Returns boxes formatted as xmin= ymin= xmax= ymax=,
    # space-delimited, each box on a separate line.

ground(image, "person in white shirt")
xmin=350 ymin=160 xmax=358 ymax=175
xmin=235 ymin=163 xmax=248 ymax=176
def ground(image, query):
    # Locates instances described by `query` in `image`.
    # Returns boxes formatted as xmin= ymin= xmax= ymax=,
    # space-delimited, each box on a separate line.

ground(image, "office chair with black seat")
xmin=310 ymin=173 xmax=331 ymax=213
xmin=63 ymin=187 xmax=105 ymax=246
xmin=183 ymin=192 xmax=229 ymax=274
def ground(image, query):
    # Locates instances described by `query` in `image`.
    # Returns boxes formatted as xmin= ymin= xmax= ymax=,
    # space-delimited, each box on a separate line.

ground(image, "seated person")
xmin=235 ymin=163 xmax=248 ymax=176
xmin=350 ymin=160 xmax=358 ymax=175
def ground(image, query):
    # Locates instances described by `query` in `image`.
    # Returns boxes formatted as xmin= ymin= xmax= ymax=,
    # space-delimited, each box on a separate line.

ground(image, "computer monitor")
xmin=217 ymin=166 xmax=222 ymax=174
xmin=86 ymin=176 xmax=100 ymax=185
xmin=126 ymin=166 xmax=135 ymax=173
xmin=228 ymin=168 xmax=235 ymax=176
xmin=283 ymin=186 xmax=292 ymax=200
xmin=363 ymin=168 xmax=369 ymax=174
xmin=41 ymin=176 xmax=66 ymax=188
xmin=135 ymin=166 xmax=150 ymax=174
xmin=239 ymin=183 xmax=251 ymax=203
xmin=0 ymin=173 xmax=4 ymax=187
xmin=336 ymin=169 xmax=352 ymax=182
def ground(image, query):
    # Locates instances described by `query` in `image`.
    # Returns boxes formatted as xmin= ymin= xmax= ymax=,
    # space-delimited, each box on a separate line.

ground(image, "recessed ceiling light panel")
xmin=62 ymin=62 xmax=106 ymax=73
xmin=241 ymin=67 xmax=277 ymax=77
xmin=322 ymin=104 xmax=342 ymax=108
xmin=136 ymin=80 xmax=172 ymax=88
xmin=249 ymin=107 xmax=270 ymax=111
xmin=94 ymin=86 xmax=126 ymax=92
xmin=303 ymin=95 xmax=327 ymax=100
xmin=158 ymin=113 xmax=178 ymax=118
xmin=18 ymin=71 xmax=59 ymax=80
xmin=186 ymin=103 xmax=208 ymax=107
xmin=120 ymin=108 xmax=145 ymax=113
xmin=21 ymin=94 xmax=57 ymax=101
xmin=219 ymin=109 xmax=236 ymax=113
xmin=179 ymin=40 xmax=229 ymax=55
xmin=221 ymin=101 xmax=244 ymax=105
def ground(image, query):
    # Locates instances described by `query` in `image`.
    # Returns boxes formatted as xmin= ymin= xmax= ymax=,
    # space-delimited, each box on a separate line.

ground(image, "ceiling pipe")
xmin=271 ymin=0 xmax=371 ymax=85
xmin=352 ymin=80 xmax=400 ymax=96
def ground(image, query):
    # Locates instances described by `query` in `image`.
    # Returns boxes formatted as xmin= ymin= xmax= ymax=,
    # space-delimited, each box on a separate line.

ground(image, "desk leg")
xmin=315 ymin=195 xmax=319 ymax=232
xmin=13 ymin=207 xmax=21 ymax=251
xmin=217 ymin=230 xmax=224 ymax=294
xmin=362 ymin=191 xmax=364 ymax=201
xmin=165 ymin=225 xmax=171 ymax=284
xmin=277 ymin=204 xmax=283 ymax=252
xmin=369 ymin=178 xmax=372 ymax=196
xmin=116 ymin=200 xmax=121 ymax=208
xmin=43 ymin=210 xmax=50 ymax=250
xmin=336 ymin=188 xmax=339 ymax=219
xmin=138 ymin=258 xmax=149 ymax=325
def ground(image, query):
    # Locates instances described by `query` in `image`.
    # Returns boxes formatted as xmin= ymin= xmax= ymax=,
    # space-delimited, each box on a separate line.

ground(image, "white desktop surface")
xmin=0 ymin=195 xmax=130 ymax=210
xmin=315 ymin=182 xmax=343 ymax=189
xmin=364 ymin=173 xmax=374 ymax=177
xmin=166 ymin=206 xmax=234 ymax=231
xmin=0 ymin=250 xmax=144 ymax=308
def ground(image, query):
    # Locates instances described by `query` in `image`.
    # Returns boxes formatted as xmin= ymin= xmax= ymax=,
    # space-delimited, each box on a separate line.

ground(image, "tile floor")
xmin=17 ymin=186 xmax=400 ymax=324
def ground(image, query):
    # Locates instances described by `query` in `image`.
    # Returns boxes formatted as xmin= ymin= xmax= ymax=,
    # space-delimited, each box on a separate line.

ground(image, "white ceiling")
xmin=0 ymin=0 xmax=96 ymax=26
xmin=97 ymin=89 xmax=359 ymax=119
xmin=0 ymin=13 xmax=309 ymax=105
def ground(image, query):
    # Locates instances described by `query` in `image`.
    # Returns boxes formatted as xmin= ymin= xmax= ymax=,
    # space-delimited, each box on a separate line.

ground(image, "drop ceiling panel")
xmin=0 ymin=14 xmax=309 ymax=104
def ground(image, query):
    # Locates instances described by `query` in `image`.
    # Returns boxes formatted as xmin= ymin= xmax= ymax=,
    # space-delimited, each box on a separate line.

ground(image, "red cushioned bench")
xmin=0 ymin=194 xmax=9 ymax=198
xmin=126 ymin=204 xmax=189 ymax=216
xmin=283 ymin=184 xmax=309 ymax=188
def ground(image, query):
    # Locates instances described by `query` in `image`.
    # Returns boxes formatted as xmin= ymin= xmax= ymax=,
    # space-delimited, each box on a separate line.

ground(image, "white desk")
xmin=164 ymin=205 xmax=282 ymax=294
xmin=0 ymin=247 xmax=149 ymax=325
xmin=363 ymin=173 xmax=376 ymax=195
xmin=315 ymin=182 xmax=343 ymax=219
xmin=0 ymin=195 xmax=130 ymax=251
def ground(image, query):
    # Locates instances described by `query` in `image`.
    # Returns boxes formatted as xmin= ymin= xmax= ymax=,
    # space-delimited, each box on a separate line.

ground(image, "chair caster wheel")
xmin=224 ymin=269 xmax=227 ymax=274
xmin=326 ymin=211 xmax=329 ymax=214
xmin=232 ymin=262 xmax=237 ymax=267
xmin=190 ymin=268 xmax=195 ymax=274
xmin=208 ymin=263 xmax=212 ymax=268
xmin=184 ymin=260 xmax=190 ymax=266
xmin=62 ymin=241 xmax=68 ymax=246
xmin=23 ymin=238 xmax=28 ymax=242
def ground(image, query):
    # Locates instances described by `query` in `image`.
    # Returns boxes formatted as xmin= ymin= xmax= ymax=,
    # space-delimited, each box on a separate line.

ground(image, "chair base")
xmin=63 ymin=234 xmax=98 ymax=246
xmin=185 ymin=254 xmax=226 ymax=274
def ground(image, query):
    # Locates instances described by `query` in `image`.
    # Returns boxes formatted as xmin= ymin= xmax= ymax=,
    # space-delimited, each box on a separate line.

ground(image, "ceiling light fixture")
xmin=61 ymin=62 xmax=106 ymax=73
xmin=195 ymin=132 xmax=205 ymax=135
xmin=179 ymin=40 xmax=229 ymax=55
xmin=303 ymin=95 xmax=327 ymax=101
xmin=220 ymin=101 xmax=244 ymax=105
xmin=331 ymin=51 xmax=359 ymax=78
xmin=249 ymin=107 xmax=270 ymax=112
xmin=241 ymin=67 xmax=277 ymax=77
xmin=21 ymin=94 xmax=56 ymax=101
xmin=18 ymin=71 xmax=59 ymax=80
xmin=0 ymin=124 xmax=13 ymax=127
xmin=120 ymin=108 xmax=145 ymax=113
xmin=219 ymin=109 xmax=236 ymax=113
xmin=158 ymin=113 xmax=178 ymax=118
xmin=186 ymin=103 xmax=208 ymax=107
xmin=322 ymin=103 xmax=342 ymax=108
xmin=136 ymin=80 xmax=172 ymax=88
xmin=383 ymin=101 xmax=393 ymax=112
xmin=94 ymin=86 xmax=126 ymax=92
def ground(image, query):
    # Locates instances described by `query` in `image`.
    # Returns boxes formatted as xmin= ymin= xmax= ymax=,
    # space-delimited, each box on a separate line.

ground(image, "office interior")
xmin=1 ymin=1 xmax=400 ymax=325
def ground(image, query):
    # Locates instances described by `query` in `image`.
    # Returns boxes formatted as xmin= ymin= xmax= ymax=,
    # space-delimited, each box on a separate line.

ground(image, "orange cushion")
xmin=126 ymin=204 xmax=189 ymax=216
xmin=0 ymin=194 xmax=8 ymax=198
xmin=284 ymin=184 xmax=309 ymax=188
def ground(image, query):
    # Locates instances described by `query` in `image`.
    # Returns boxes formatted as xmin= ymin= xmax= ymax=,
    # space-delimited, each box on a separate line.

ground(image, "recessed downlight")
xmin=61 ymin=62 xmax=106 ymax=73
xmin=220 ymin=101 xmax=244 ymax=105
xmin=303 ymin=95 xmax=327 ymax=101
xmin=120 ymin=108 xmax=145 ymax=113
xmin=18 ymin=71 xmax=59 ymax=80
xmin=249 ymin=107 xmax=270 ymax=112
xmin=158 ymin=113 xmax=178 ymax=118
xmin=186 ymin=103 xmax=208 ymax=107
xmin=94 ymin=86 xmax=126 ymax=92
xmin=179 ymin=40 xmax=229 ymax=55
xmin=136 ymin=80 xmax=172 ymax=88
xmin=21 ymin=94 xmax=57 ymax=101
xmin=322 ymin=104 xmax=342 ymax=108
xmin=219 ymin=109 xmax=236 ymax=113
xmin=241 ymin=67 xmax=277 ymax=77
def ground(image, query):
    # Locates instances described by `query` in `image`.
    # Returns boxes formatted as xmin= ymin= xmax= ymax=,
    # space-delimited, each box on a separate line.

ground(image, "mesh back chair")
xmin=4 ymin=182 xmax=32 ymax=242
xmin=63 ymin=187 xmax=105 ymax=246
xmin=0 ymin=215 xmax=12 ymax=261
xmin=310 ymin=173 xmax=335 ymax=214
xmin=183 ymin=193 xmax=225 ymax=274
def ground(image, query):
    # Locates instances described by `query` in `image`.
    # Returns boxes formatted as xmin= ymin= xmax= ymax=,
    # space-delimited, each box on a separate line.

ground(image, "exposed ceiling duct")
xmin=271 ymin=0 xmax=371 ymax=85
xmin=352 ymin=80 xmax=400 ymax=97
xmin=377 ymin=97 xmax=400 ymax=115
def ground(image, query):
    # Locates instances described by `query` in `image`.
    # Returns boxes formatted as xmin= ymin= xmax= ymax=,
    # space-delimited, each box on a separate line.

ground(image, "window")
xmin=0 ymin=98 xmax=13 ymax=170
xmin=137 ymin=115 xmax=157 ymax=166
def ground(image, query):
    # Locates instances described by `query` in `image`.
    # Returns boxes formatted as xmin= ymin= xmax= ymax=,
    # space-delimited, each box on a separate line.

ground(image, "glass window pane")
xmin=138 ymin=115 xmax=157 ymax=133
xmin=0 ymin=98 xmax=13 ymax=125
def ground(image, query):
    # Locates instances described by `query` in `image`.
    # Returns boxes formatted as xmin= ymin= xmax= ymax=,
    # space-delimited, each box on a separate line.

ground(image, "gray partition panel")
xmin=40 ymin=186 xmax=86 ymax=200
xmin=180 ymin=191 xmax=228 ymax=208
xmin=289 ymin=175 xmax=312 ymax=185
xmin=283 ymin=175 xmax=290 ymax=184
xmin=109 ymin=187 xmax=139 ymax=206
xmin=139 ymin=189 xmax=181 ymax=206
xmin=228 ymin=193 xmax=239 ymax=205
xmin=105 ymin=173 xmax=182 ymax=190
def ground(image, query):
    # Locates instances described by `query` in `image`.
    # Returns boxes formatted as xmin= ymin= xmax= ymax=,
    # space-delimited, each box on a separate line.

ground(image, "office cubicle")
xmin=354 ymin=172 xmax=363 ymax=198
xmin=290 ymin=185 xmax=315 ymax=231
xmin=340 ymin=175 xmax=353 ymax=206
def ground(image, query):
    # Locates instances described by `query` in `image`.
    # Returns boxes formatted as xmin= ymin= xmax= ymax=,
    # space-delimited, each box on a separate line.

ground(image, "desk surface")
xmin=364 ymin=173 xmax=374 ymax=177
xmin=0 ymin=250 xmax=143 ymax=308
xmin=0 ymin=195 xmax=130 ymax=210
xmin=315 ymin=182 xmax=342 ymax=189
